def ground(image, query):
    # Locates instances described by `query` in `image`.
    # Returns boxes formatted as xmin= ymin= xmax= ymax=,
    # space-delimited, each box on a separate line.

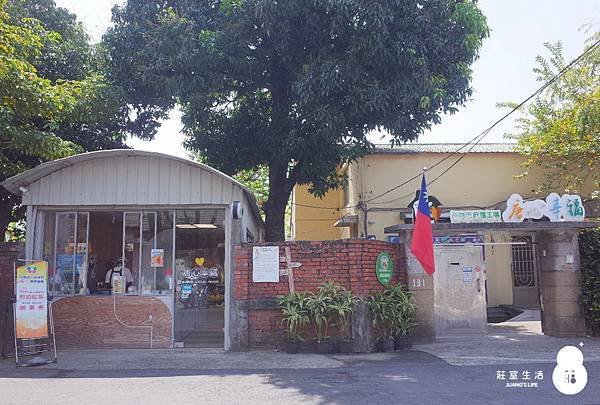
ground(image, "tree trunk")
xmin=263 ymin=162 xmax=292 ymax=242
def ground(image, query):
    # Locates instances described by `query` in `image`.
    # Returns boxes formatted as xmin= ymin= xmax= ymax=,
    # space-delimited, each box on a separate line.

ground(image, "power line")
xmin=365 ymin=38 xmax=600 ymax=205
xmin=424 ymin=38 xmax=599 ymax=188
xmin=291 ymin=38 xmax=599 ymax=211
xmin=290 ymin=201 xmax=358 ymax=210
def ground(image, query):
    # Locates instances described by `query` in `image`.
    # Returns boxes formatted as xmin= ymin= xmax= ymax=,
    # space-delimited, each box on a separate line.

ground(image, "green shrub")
xmin=367 ymin=284 xmax=417 ymax=341
xmin=277 ymin=291 xmax=310 ymax=342
xmin=279 ymin=281 xmax=358 ymax=343
xmin=580 ymin=228 xmax=600 ymax=336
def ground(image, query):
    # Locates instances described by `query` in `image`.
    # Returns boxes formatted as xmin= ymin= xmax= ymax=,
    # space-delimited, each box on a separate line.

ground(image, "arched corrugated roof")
xmin=1 ymin=149 xmax=262 ymax=222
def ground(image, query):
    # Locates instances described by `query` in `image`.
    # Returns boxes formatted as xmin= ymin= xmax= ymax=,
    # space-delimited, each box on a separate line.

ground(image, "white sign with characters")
xmin=252 ymin=246 xmax=280 ymax=283
xmin=502 ymin=193 xmax=585 ymax=223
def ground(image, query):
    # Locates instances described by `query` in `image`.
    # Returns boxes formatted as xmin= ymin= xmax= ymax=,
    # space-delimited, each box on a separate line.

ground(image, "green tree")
xmin=0 ymin=0 xmax=129 ymax=238
xmin=505 ymin=35 xmax=599 ymax=198
xmin=103 ymin=0 xmax=489 ymax=240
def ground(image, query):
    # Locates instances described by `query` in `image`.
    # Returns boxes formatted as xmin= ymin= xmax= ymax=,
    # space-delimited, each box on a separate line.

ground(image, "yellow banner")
xmin=15 ymin=261 xmax=48 ymax=339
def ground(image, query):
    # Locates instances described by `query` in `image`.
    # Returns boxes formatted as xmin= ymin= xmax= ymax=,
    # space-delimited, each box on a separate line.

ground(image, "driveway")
xmin=0 ymin=318 xmax=598 ymax=404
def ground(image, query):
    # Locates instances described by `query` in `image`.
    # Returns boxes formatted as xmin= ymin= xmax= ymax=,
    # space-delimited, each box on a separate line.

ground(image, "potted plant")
xmin=367 ymin=290 xmax=395 ymax=352
xmin=306 ymin=281 xmax=342 ymax=354
xmin=328 ymin=287 xmax=358 ymax=353
xmin=387 ymin=284 xmax=417 ymax=350
xmin=278 ymin=291 xmax=309 ymax=354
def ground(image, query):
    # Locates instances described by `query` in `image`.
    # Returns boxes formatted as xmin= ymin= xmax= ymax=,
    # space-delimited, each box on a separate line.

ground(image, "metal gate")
xmin=511 ymin=235 xmax=539 ymax=307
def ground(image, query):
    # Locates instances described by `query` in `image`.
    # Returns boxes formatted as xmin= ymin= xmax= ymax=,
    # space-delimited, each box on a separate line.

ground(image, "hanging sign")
xmin=503 ymin=193 xmax=585 ymax=223
xmin=450 ymin=210 xmax=501 ymax=223
xmin=151 ymin=249 xmax=164 ymax=267
xmin=543 ymin=193 xmax=585 ymax=222
xmin=433 ymin=234 xmax=484 ymax=244
xmin=15 ymin=261 xmax=49 ymax=339
xmin=252 ymin=246 xmax=280 ymax=283
xmin=375 ymin=252 xmax=394 ymax=285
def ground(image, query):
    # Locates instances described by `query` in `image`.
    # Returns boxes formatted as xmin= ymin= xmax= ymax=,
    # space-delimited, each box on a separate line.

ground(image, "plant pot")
xmin=316 ymin=340 xmax=339 ymax=354
xmin=375 ymin=338 xmax=395 ymax=352
xmin=394 ymin=336 xmax=412 ymax=350
xmin=338 ymin=340 xmax=354 ymax=354
xmin=285 ymin=341 xmax=300 ymax=354
xmin=299 ymin=341 xmax=317 ymax=353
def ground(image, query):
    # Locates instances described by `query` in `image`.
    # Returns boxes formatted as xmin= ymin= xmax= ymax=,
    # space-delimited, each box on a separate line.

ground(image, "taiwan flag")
xmin=410 ymin=174 xmax=435 ymax=275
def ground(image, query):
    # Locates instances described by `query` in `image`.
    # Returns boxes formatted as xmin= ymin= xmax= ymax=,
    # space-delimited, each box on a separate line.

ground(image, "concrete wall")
xmin=538 ymin=229 xmax=586 ymax=337
xmin=232 ymin=239 xmax=407 ymax=351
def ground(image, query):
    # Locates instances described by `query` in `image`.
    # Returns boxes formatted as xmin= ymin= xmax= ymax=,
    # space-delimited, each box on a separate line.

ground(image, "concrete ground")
xmin=416 ymin=312 xmax=600 ymax=366
xmin=0 ymin=318 xmax=598 ymax=404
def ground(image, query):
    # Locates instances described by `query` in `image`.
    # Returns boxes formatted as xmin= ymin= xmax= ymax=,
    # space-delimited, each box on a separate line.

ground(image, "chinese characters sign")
xmin=252 ymin=246 xmax=280 ymax=283
xmin=375 ymin=252 xmax=394 ymax=285
xmin=450 ymin=210 xmax=501 ymax=223
xmin=15 ymin=261 xmax=48 ymax=339
xmin=502 ymin=193 xmax=585 ymax=223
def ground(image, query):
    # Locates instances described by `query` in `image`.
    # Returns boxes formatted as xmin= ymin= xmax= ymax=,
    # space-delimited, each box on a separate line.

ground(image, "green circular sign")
xmin=376 ymin=252 xmax=393 ymax=285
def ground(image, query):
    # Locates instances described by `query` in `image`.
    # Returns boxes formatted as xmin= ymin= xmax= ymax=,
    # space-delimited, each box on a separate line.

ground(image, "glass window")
xmin=42 ymin=209 xmax=174 ymax=296
xmin=140 ymin=211 xmax=174 ymax=295
xmin=51 ymin=212 xmax=88 ymax=296
xmin=123 ymin=212 xmax=141 ymax=293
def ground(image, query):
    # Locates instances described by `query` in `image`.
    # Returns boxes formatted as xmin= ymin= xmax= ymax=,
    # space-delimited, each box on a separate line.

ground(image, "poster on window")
xmin=15 ymin=261 xmax=48 ymax=339
xmin=151 ymin=249 xmax=164 ymax=267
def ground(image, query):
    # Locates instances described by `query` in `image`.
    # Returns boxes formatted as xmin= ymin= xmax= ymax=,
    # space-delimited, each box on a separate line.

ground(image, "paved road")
xmin=0 ymin=351 xmax=598 ymax=405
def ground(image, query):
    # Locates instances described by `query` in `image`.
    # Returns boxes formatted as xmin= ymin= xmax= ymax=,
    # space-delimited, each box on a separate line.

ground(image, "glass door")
xmin=174 ymin=208 xmax=225 ymax=347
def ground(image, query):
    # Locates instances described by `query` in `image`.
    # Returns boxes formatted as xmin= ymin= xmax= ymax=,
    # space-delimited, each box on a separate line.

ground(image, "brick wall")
xmin=0 ymin=243 xmax=24 ymax=357
xmin=233 ymin=239 xmax=406 ymax=348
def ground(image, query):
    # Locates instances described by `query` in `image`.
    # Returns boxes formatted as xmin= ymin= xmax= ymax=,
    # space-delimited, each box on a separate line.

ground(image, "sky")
xmin=55 ymin=0 xmax=599 ymax=159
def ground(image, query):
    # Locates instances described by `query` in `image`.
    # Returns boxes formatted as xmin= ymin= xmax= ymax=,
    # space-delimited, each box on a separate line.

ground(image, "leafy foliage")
xmin=305 ymin=280 xmax=357 ymax=343
xmin=277 ymin=291 xmax=310 ymax=342
xmin=0 ymin=0 xmax=129 ymax=237
xmin=103 ymin=0 xmax=489 ymax=240
xmin=503 ymin=35 xmax=599 ymax=198
xmin=367 ymin=283 xmax=417 ymax=341
xmin=580 ymin=228 xmax=600 ymax=336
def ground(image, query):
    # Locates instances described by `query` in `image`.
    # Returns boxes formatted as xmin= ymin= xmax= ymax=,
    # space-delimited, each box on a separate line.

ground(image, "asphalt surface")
xmin=1 ymin=351 xmax=598 ymax=405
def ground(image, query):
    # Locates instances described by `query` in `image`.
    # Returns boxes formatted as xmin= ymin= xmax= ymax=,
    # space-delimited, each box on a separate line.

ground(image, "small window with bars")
xmin=511 ymin=236 xmax=536 ymax=287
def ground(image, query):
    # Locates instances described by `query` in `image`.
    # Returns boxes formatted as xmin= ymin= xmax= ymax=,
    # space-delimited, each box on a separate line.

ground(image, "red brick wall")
xmin=233 ymin=239 xmax=406 ymax=348
xmin=0 ymin=243 xmax=24 ymax=356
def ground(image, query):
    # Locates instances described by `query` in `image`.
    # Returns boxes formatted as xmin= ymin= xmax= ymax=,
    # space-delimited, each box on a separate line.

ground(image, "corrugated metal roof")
xmin=372 ymin=143 xmax=516 ymax=154
xmin=0 ymin=149 xmax=263 ymax=222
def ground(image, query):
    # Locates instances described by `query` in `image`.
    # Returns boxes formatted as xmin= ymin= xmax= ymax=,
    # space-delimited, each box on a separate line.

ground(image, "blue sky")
xmin=56 ymin=0 xmax=599 ymax=158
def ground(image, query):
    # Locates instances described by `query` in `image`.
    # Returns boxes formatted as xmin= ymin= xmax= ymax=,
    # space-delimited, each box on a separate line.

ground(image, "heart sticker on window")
xmin=195 ymin=257 xmax=205 ymax=266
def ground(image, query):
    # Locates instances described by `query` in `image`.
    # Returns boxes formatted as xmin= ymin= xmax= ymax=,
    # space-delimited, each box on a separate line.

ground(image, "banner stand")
xmin=13 ymin=260 xmax=58 ymax=368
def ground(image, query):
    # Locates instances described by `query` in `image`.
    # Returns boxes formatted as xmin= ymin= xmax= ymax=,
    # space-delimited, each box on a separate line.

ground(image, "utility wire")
xmin=290 ymin=38 xmax=599 ymax=211
xmin=364 ymin=38 xmax=600 ymax=205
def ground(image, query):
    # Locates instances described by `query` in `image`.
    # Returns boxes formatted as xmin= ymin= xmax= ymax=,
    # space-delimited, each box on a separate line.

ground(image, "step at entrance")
xmin=181 ymin=330 xmax=224 ymax=348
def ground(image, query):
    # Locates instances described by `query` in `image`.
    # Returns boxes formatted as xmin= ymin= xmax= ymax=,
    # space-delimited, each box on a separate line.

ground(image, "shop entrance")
xmin=174 ymin=209 xmax=226 ymax=348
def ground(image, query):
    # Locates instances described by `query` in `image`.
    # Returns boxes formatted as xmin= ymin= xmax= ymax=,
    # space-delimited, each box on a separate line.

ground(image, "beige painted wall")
xmin=291 ymin=185 xmax=346 ymax=241
xmin=483 ymin=232 xmax=514 ymax=307
xmin=294 ymin=151 xmax=551 ymax=241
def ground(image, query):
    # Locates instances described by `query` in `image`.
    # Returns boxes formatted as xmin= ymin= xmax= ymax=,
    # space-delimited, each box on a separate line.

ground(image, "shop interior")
xmin=41 ymin=208 xmax=228 ymax=348
xmin=43 ymin=210 xmax=175 ymax=297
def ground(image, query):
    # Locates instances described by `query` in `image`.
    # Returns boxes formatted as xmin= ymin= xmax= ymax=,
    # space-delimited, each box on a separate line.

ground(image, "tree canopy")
xmin=506 ymin=35 xmax=599 ymax=199
xmin=0 ymin=0 xmax=129 ymax=238
xmin=103 ymin=0 xmax=489 ymax=240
